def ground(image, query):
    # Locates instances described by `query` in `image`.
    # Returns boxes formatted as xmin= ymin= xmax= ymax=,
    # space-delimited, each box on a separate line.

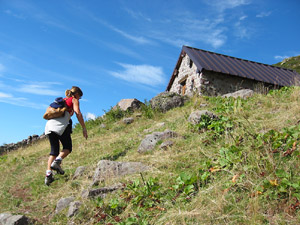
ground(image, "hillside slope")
xmin=1 ymin=87 xmax=300 ymax=224
xmin=273 ymin=55 xmax=300 ymax=74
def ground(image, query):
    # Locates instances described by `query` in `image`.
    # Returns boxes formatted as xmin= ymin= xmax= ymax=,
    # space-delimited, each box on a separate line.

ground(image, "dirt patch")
xmin=9 ymin=185 xmax=33 ymax=202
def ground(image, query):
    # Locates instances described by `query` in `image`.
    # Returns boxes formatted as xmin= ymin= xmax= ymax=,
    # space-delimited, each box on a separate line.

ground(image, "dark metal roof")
xmin=167 ymin=46 xmax=300 ymax=91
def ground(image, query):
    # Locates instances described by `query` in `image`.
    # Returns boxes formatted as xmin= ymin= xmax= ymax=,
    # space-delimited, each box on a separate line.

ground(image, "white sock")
xmin=56 ymin=156 xmax=63 ymax=161
xmin=46 ymin=170 xmax=52 ymax=176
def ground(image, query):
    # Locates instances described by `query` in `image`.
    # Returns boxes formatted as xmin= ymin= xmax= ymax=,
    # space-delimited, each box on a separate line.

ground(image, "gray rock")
xmin=67 ymin=201 xmax=81 ymax=218
xmin=138 ymin=129 xmax=178 ymax=153
xmin=82 ymin=183 xmax=124 ymax=199
xmin=73 ymin=166 xmax=86 ymax=180
xmin=135 ymin=113 xmax=142 ymax=117
xmin=92 ymin=160 xmax=150 ymax=186
xmin=160 ymin=140 xmax=174 ymax=150
xmin=55 ymin=197 xmax=75 ymax=214
xmin=188 ymin=110 xmax=218 ymax=125
xmin=222 ymin=89 xmax=254 ymax=99
xmin=0 ymin=213 xmax=29 ymax=225
xmin=150 ymin=92 xmax=185 ymax=112
xmin=100 ymin=123 xmax=106 ymax=129
xmin=123 ymin=117 xmax=134 ymax=124
xmin=115 ymin=99 xmax=143 ymax=111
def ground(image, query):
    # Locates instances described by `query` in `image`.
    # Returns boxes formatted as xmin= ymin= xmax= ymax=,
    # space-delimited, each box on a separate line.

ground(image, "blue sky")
xmin=0 ymin=0 xmax=299 ymax=145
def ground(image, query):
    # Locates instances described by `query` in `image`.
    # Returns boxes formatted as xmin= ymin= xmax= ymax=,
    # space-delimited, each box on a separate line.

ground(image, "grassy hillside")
xmin=273 ymin=55 xmax=300 ymax=74
xmin=1 ymin=87 xmax=300 ymax=224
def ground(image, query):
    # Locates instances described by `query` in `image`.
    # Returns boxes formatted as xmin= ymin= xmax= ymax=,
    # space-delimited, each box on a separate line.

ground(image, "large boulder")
xmin=82 ymin=183 xmax=124 ymax=199
xmin=222 ymin=89 xmax=254 ymax=99
xmin=0 ymin=213 xmax=30 ymax=225
xmin=115 ymin=99 xmax=143 ymax=111
xmin=138 ymin=129 xmax=178 ymax=153
xmin=92 ymin=160 xmax=150 ymax=186
xmin=150 ymin=92 xmax=185 ymax=112
xmin=67 ymin=201 xmax=82 ymax=218
xmin=55 ymin=197 xmax=75 ymax=214
xmin=188 ymin=110 xmax=218 ymax=125
xmin=73 ymin=166 xmax=86 ymax=180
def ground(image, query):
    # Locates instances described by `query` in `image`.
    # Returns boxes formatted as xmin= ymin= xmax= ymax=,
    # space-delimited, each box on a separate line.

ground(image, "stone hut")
xmin=166 ymin=46 xmax=300 ymax=96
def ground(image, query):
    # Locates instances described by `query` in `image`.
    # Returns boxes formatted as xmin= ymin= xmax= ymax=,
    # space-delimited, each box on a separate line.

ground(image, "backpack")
xmin=43 ymin=97 xmax=68 ymax=120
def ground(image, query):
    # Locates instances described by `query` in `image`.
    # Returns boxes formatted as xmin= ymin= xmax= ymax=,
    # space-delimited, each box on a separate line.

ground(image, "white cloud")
xmin=109 ymin=63 xmax=165 ymax=86
xmin=124 ymin=7 xmax=152 ymax=22
xmin=0 ymin=92 xmax=12 ymax=98
xmin=204 ymin=0 xmax=251 ymax=12
xmin=86 ymin=112 xmax=96 ymax=120
xmin=0 ymin=92 xmax=47 ymax=109
xmin=4 ymin=9 xmax=26 ymax=19
xmin=256 ymin=11 xmax=272 ymax=18
xmin=239 ymin=15 xmax=248 ymax=21
xmin=274 ymin=55 xmax=291 ymax=61
xmin=18 ymin=83 xmax=62 ymax=96
xmin=111 ymin=27 xmax=152 ymax=45
xmin=77 ymin=8 xmax=153 ymax=45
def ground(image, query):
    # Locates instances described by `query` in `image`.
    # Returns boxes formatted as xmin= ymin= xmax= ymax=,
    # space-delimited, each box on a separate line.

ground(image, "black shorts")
xmin=48 ymin=121 xmax=72 ymax=156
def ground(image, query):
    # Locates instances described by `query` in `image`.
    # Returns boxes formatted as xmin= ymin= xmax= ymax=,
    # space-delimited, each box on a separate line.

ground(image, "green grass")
xmin=2 ymin=87 xmax=300 ymax=224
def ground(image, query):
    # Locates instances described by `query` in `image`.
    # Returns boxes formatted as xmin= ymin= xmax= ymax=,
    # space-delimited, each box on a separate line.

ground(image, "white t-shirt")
xmin=45 ymin=112 xmax=71 ymax=136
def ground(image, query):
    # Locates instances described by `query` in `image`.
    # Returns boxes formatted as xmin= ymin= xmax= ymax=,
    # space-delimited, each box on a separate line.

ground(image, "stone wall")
xmin=169 ymin=54 xmax=200 ymax=96
xmin=200 ymin=70 xmax=270 ymax=96
xmin=0 ymin=134 xmax=47 ymax=155
xmin=169 ymin=54 xmax=273 ymax=96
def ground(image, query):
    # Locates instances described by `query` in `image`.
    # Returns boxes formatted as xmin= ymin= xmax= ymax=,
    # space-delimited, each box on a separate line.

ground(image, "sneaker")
xmin=45 ymin=173 xmax=54 ymax=186
xmin=51 ymin=160 xmax=65 ymax=175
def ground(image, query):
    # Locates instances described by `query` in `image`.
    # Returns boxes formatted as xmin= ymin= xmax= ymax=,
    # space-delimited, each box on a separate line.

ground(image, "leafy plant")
xmin=140 ymin=99 xmax=155 ymax=119
xmin=172 ymin=172 xmax=198 ymax=202
xmin=125 ymin=175 xmax=162 ymax=209
xmin=190 ymin=114 xmax=233 ymax=137
xmin=218 ymin=145 xmax=243 ymax=169
xmin=103 ymin=106 xmax=131 ymax=123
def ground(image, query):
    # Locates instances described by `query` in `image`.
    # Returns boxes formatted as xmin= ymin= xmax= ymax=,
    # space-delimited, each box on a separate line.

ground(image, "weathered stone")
xmin=123 ymin=117 xmax=134 ymax=124
xmin=39 ymin=134 xmax=47 ymax=139
xmin=160 ymin=141 xmax=174 ymax=150
xmin=67 ymin=201 xmax=81 ymax=217
xmin=82 ymin=183 xmax=124 ymax=199
xmin=115 ymin=99 xmax=143 ymax=111
xmin=222 ymin=89 xmax=254 ymax=99
xmin=92 ymin=160 xmax=150 ymax=185
xmin=55 ymin=197 xmax=75 ymax=214
xmin=150 ymin=92 xmax=185 ymax=112
xmin=73 ymin=166 xmax=86 ymax=180
xmin=100 ymin=123 xmax=106 ymax=129
xmin=135 ymin=113 xmax=142 ymax=117
xmin=0 ymin=213 xmax=29 ymax=225
xmin=138 ymin=129 xmax=178 ymax=153
xmin=188 ymin=110 xmax=218 ymax=125
xmin=0 ymin=213 xmax=12 ymax=224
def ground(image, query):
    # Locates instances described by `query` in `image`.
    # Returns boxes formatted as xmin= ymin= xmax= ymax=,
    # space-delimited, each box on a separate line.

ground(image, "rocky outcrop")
xmin=67 ymin=201 xmax=82 ymax=218
xmin=222 ymin=89 xmax=254 ymax=99
xmin=150 ymin=92 xmax=186 ymax=112
xmin=123 ymin=117 xmax=134 ymax=124
xmin=82 ymin=183 xmax=124 ymax=199
xmin=0 ymin=212 xmax=30 ymax=225
xmin=138 ymin=129 xmax=178 ymax=153
xmin=92 ymin=160 xmax=150 ymax=186
xmin=73 ymin=166 xmax=86 ymax=180
xmin=188 ymin=110 xmax=218 ymax=125
xmin=160 ymin=140 xmax=174 ymax=150
xmin=114 ymin=99 xmax=143 ymax=111
xmin=55 ymin=197 xmax=75 ymax=215
xmin=0 ymin=134 xmax=47 ymax=155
